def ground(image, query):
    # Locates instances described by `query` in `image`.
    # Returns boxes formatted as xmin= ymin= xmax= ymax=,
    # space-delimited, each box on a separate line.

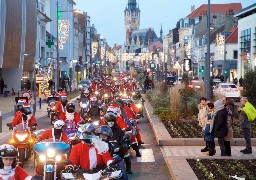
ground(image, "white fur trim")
xmin=89 ymin=148 xmax=97 ymax=169
xmin=25 ymin=176 xmax=32 ymax=180
xmin=107 ymin=160 xmax=113 ymax=166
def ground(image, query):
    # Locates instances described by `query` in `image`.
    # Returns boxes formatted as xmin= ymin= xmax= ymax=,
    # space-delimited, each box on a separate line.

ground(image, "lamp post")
xmin=204 ymin=0 xmax=211 ymax=100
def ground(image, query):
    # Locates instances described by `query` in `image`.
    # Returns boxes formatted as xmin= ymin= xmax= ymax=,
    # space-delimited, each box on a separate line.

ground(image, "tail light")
xmin=188 ymin=84 xmax=193 ymax=88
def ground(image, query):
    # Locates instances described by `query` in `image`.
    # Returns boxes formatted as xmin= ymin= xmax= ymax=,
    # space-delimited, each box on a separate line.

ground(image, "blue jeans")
xmin=114 ymin=156 xmax=129 ymax=180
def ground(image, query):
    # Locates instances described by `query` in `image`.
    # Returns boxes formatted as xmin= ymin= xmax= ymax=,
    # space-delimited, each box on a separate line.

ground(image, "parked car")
xmin=213 ymin=83 xmax=241 ymax=101
xmin=78 ymin=79 xmax=91 ymax=91
xmin=188 ymin=80 xmax=202 ymax=89
xmin=212 ymin=79 xmax=222 ymax=89
xmin=166 ymin=76 xmax=176 ymax=86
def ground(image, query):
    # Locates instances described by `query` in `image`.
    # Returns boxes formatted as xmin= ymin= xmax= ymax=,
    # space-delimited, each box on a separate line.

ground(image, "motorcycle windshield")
xmin=33 ymin=141 xmax=70 ymax=155
xmin=15 ymin=123 xmax=28 ymax=132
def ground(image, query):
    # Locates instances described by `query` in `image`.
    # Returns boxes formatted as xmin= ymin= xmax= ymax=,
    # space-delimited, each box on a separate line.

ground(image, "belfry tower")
xmin=124 ymin=0 xmax=140 ymax=44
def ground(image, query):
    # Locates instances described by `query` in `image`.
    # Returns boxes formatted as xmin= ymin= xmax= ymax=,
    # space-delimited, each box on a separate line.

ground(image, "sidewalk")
xmin=143 ymin=94 xmax=256 ymax=180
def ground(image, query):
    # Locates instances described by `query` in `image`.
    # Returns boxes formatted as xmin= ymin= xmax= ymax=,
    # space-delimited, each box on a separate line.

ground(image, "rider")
xmin=10 ymin=103 xmax=37 ymax=129
xmin=85 ymin=97 xmax=103 ymax=121
xmin=14 ymin=101 xmax=25 ymax=117
xmin=96 ymin=125 xmax=129 ymax=180
xmin=78 ymin=89 xmax=90 ymax=104
xmin=0 ymin=144 xmax=31 ymax=180
xmin=37 ymin=120 xmax=69 ymax=143
xmin=59 ymin=102 xmax=81 ymax=125
xmin=103 ymin=112 xmax=133 ymax=174
xmin=69 ymin=123 xmax=113 ymax=170
xmin=54 ymin=95 xmax=68 ymax=117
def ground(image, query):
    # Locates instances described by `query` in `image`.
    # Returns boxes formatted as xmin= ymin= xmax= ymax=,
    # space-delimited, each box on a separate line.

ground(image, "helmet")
xmin=77 ymin=123 xmax=96 ymax=139
xmin=96 ymin=125 xmax=113 ymax=137
xmin=53 ymin=120 xmax=65 ymax=129
xmin=0 ymin=144 xmax=18 ymax=158
xmin=17 ymin=102 xmax=24 ymax=111
xmin=51 ymin=90 xmax=56 ymax=96
xmin=58 ymin=87 xmax=63 ymax=92
xmin=104 ymin=112 xmax=117 ymax=122
xmin=66 ymin=102 xmax=75 ymax=113
xmin=21 ymin=103 xmax=32 ymax=115
xmin=127 ymin=99 xmax=133 ymax=107
xmin=84 ymin=89 xmax=90 ymax=96
xmin=115 ymin=98 xmax=124 ymax=107
xmin=90 ymin=97 xmax=98 ymax=106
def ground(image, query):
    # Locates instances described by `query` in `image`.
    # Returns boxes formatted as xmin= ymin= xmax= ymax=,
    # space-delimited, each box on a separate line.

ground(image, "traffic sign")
xmin=36 ymin=74 xmax=44 ymax=83
xmin=21 ymin=91 xmax=32 ymax=100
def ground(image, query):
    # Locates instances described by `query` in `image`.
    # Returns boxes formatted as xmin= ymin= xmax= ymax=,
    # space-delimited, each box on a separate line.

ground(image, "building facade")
xmin=235 ymin=3 xmax=256 ymax=78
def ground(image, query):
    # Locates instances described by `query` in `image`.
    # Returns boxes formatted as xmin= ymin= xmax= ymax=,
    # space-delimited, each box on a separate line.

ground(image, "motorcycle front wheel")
xmin=18 ymin=148 xmax=26 ymax=166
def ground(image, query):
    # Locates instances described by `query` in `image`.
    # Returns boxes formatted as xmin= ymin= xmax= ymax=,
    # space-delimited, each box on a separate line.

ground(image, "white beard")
xmin=66 ymin=112 xmax=74 ymax=121
xmin=0 ymin=168 xmax=15 ymax=180
xmin=92 ymin=136 xmax=109 ymax=154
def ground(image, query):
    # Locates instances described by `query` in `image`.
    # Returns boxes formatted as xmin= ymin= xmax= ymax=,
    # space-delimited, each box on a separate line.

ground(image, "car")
xmin=166 ymin=76 xmax=176 ymax=86
xmin=213 ymin=83 xmax=241 ymax=101
xmin=212 ymin=79 xmax=222 ymax=89
xmin=78 ymin=79 xmax=91 ymax=91
xmin=188 ymin=80 xmax=203 ymax=89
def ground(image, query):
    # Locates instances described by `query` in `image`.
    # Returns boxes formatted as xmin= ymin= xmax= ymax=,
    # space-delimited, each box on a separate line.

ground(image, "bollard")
xmin=39 ymin=98 xmax=42 ymax=109
xmin=0 ymin=111 xmax=2 ymax=133
xmin=32 ymin=103 xmax=36 ymax=116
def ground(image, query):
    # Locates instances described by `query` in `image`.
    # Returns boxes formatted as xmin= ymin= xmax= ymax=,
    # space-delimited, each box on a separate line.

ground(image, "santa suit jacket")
xmin=11 ymin=113 xmax=36 ymax=128
xmin=0 ymin=166 xmax=31 ymax=180
xmin=69 ymin=142 xmax=113 ymax=169
xmin=38 ymin=128 xmax=69 ymax=143
xmin=100 ymin=116 xmax=127 ymax=130
xmin=54 ymin=101 xmax=65 ymax=115
xmin=59 ymin=112 xmax=81 ymax=124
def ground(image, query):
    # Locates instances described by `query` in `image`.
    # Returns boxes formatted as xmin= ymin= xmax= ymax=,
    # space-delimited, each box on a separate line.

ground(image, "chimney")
xmin=191 ymin=5 xmax=195 ymax=12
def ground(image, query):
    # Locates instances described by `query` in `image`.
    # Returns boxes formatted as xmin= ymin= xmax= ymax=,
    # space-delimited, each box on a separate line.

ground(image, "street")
xmin=1 ymin=100 xmax=171 ymax=179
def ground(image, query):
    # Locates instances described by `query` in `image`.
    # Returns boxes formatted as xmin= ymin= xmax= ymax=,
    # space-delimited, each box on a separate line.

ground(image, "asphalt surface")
xmin=2 ymin=101 xmax=172 ymax=179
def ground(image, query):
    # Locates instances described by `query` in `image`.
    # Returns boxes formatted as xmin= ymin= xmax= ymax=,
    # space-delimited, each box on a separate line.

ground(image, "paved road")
xmin=2 ymin=100 xmax=171 ymax=179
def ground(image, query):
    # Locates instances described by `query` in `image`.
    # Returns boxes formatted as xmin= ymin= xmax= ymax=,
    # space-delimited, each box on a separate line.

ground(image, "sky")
xmin=74 ymin=0 xmax=255 ymax=46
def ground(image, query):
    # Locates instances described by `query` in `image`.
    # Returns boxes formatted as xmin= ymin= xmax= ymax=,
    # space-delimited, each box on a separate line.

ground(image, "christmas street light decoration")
xmin=92 ymin=42 xmax=98 ymax=58
xmin=58 ymin=20 xmax=70 ymax=49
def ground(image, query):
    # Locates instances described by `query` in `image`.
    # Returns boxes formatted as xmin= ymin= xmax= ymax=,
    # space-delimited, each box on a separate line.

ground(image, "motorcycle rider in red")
xmin=124 ymin=100 xmax=144 ymax=146
xmin=11 ymin=103 xmax=37 ymax=130
xmin=59 ymin=102 xmax=81 ymax=125
xmin=54 ymin=95 xmax=68 ymax=117
xmin=37 ymin=120 xmax=69 ymax=143
xmin=0 ymin=144 xmax=31 ymax=180
xmin=69 ymin=123 xmax=113 ymax=170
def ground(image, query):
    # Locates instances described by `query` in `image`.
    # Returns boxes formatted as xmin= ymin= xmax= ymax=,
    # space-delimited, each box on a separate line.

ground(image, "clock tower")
xmin=124 ymin=0 xmax=140 ymax=44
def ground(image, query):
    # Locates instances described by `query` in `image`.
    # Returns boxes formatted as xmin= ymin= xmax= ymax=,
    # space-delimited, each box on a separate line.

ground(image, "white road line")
xmin=137 ymin=148 xmax=155 ymax=162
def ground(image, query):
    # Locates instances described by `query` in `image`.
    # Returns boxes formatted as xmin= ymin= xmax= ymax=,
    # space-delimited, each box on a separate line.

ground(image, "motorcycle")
xmin=7 ymin=123 xmax=37 ymax=165
xmin=33 ymin=140 xmax=71 ymax=180
xmin=61 ymin=157 xmax=122 ymax=180
xmin=79 ymin=101 xmax=89 ymax=120
xmin=133 ymin=99 xmax=144 ymax=118
xmin=102 ymin=93 xmax=111 ymax=105
xmin=47 ymin=97 xmax=59 ymax=124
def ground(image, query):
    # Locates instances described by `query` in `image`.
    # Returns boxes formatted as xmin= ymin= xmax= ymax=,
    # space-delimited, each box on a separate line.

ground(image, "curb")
xmin=143 ymin=95 xmax=256 ymax=146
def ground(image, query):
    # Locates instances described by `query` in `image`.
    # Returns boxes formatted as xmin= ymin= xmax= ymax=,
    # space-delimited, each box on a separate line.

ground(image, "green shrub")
xmin=151 ymin=96 xmax=170 ymax=109
xmin=243 ymin=70 xmax=256 ymax=107
xmin=153 ymin=107 xmax=169 ymax=115
xmin=158 ymin=109 xmax=181 ymax=122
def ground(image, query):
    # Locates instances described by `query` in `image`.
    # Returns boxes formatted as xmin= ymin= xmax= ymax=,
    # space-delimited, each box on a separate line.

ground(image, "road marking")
xmin=137 ymin=148 xmax=155 ymax=162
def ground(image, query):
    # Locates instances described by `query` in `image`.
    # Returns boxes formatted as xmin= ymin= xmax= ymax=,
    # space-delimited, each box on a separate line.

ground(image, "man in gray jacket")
xmin=238 ymin=97 xmax=252 ymax=154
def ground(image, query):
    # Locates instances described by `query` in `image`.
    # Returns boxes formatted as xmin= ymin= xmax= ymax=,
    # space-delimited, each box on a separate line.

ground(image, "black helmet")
xmin=115 ymin=98 xmax=123 ymax=107
xmin=96 ymin=125 xmax=113 ymax=137
xmin=51 ymin=90 xmax=56 ymax=96
xmin=0 ymin=144 xmax=18 ymax=158
xmin=66 ymin=102 xmax=75 ymax=113
xmin=58 ymin=87 xmax=63 ymax=92
xmin=104 ymin=112 xmax=117 ymax=122
xmin=17 ymin=102 xmax=24 ymax=111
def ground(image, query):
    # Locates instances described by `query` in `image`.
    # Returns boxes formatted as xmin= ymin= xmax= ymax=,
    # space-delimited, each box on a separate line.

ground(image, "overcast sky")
xmin=74 ymin=0 xmax=255 ymax=46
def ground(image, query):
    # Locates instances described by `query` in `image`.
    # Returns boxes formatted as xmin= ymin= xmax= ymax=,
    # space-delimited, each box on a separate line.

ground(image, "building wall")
xmin=237 ymin=13 xmax=256 ymax=78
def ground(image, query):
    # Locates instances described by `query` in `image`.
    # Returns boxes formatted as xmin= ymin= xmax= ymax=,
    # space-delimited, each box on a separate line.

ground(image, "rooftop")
xmin=225 ymin=27 xmax=238 ymax=43
xmin=187 ymin=3 xmax=242 ymax=19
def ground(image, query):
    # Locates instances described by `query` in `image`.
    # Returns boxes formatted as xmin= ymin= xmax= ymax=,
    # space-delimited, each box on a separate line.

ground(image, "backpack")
xmin=242 ymin=102 xmax=256 ymax=122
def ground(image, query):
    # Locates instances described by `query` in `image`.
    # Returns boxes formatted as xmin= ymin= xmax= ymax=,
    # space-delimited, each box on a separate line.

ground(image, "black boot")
xmin=124 ymin=157 xmax=133 ymax=174
xmin=132 ymin=143 xmax=141 ymax=157
xmin=138 ymin=141 xmax=144 ymax=146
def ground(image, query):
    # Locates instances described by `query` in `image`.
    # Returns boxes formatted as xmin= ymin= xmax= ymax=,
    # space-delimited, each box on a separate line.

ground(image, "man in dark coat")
xmin=0 ymin=78 xmax=4 ymax=94
xmin=213 ymin=102 xmax=228 ymax=156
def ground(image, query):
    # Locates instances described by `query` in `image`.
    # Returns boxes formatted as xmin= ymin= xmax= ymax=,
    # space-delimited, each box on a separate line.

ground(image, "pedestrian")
xmin=223 ymin=97 xmax=236 ymax=156
xmin=238 ymin=97 xmax=253 ymax=154
xmin=233 ymin=78 xmax=238 ymax=85
xmin=48 ymin=78 xmax=54 ymax=91
xmin=239 ymin=76 xmax=243 ymax=87
xmin=212 ymin=99 xmax=228 ymax=156
xmin=0 ymin=78 xmax=4 ymax=94
xmin=144 ymin=76 xmax=150 ymax=90
xmin=203 ymin=102 xmax=215 ymax=156
xmin=61 ymin=78 xmax=66 ymax=91
xmin=26 ymin=80 xmax=31 ymax=91
xmin=220 ymin=75 xmax=224 ymax=83
xmin=198 ymin=97 xmax=209 ymax=152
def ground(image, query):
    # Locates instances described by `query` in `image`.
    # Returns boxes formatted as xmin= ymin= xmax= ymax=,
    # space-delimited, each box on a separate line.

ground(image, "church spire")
xmin=160 ymin=24 xmax=163 ymax=39
xmin=128 ymin=0 xmax=137 ymax=10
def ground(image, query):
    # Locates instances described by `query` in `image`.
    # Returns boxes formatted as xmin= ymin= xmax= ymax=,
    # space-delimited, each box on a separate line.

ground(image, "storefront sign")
xmin=184 ymin=59 xmax=192 ymax=71
xmin=36 ymin=74 xmax=44 ymax=83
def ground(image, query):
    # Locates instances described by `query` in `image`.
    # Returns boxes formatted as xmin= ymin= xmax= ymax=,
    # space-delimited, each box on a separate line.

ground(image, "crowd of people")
xmin=198 ymin=96 xmax=254 ymax=156
xmin=1 ymin=74 xmax=145 ymax=179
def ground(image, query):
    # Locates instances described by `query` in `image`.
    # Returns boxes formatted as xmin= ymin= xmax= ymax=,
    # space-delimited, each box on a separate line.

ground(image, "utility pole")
xmin=204 ymin=0 xmax=211 ymax=100
xmin=56 ymin=0 xmax=60 ymax=90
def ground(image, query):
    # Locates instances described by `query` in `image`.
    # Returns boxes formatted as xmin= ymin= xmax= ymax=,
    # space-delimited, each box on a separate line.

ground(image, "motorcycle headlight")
xmin=55 ymin=155 xmax=61 ymax=162
xmin=120 ymin=93 xmax=123 ymax=96
xmin=81 ymin=103 xmax=87 ymax=108
xmin=93 ymin=121 xmax=99 ymax=126
xmin=136 ymin=103 xmax=142 ymax=108
xmin=132 ymin=92 xmax=135 ymax=96
xmin=104 ymin=94 xmax=108 ymax=98
xmin=123 ymin=93 xmax=127 ymax=97
xmin=39 ymin=155 xmax=46 ymax=162
xmin=113 ymin=77 xmax=117 ymax=81
xmin=78 ymin=85 xmax=82 ymax=89
xmin=47 ymin=148 xmax=55 ymax=158
xmin=15 ymin=133 xmax=28 ymax=142
xmin=95 ymin=91 xmax=99 ymax=95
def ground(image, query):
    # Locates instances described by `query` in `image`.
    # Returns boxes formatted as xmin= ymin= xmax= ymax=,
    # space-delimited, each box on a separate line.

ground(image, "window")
xmin=233 ymin=50 xmax=238 ymax=59
xmin=213 ymin=15 xmax=217 ymax=19
xmin=40 ymin=3 xmax=45 ymax=13
xmin=240 ymin=28 xmax=251 ymax=54
xmin=41 ymin=26 xmax=45 ymax=39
